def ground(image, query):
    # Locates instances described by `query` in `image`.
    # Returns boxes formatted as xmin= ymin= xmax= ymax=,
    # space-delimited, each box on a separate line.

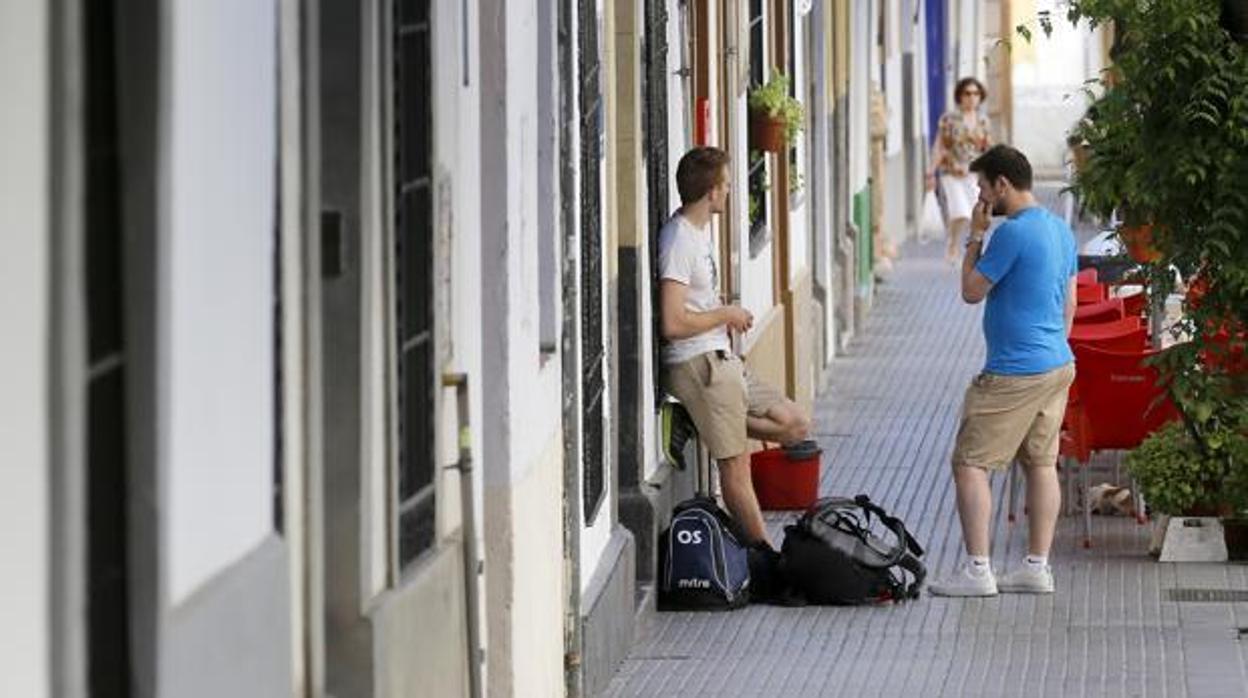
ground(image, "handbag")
xmin=920 ymin=189 xmax=944 ymax=242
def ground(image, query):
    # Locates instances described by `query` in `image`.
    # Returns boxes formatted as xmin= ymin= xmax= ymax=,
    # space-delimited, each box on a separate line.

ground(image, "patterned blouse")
xmin=937 ymin=111 xmax=991 ymax=176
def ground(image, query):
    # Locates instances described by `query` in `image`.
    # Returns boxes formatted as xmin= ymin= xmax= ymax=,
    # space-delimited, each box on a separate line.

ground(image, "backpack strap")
xmin=853 ymin=494 xmax=925 ymax=557
xmin=894 ymin=550 xmax=926 ymax=599
xmin=851 ymin=496 xmax=926 ymax=598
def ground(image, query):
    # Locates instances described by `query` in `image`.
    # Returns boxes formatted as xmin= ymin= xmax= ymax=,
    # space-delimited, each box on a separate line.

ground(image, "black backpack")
xmin=657 ymin=497 xmax=751 ymax=611
xmin=781 ymin=495 xmax=925 ymax=605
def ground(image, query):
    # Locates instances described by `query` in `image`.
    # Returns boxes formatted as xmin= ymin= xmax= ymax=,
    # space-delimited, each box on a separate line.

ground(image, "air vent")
xmin=1166 ymin=588 xmax=1248 ymax=603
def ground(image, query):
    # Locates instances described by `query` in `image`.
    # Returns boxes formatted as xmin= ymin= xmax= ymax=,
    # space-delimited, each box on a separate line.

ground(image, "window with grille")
xmin=748 ymin=0 xmax=769 ymax=257
xmin=643 ymin=0 xmax=669 ymax=407
xmin=787 ymin=1 xmax=805 ymax=208
xmin=579 ymin=0 xmax=606 ymax=522
xmin=85 ymin=1 xmax=131 ymax=691
xmin=394 ymin=0 xmax=436 ymax=568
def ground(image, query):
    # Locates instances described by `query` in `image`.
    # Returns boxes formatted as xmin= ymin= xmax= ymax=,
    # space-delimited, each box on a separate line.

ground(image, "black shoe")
xmin=661 ymin=402 xmax=695 ymax=470
xmin=747 ymin=542 xmax=806 ymax=606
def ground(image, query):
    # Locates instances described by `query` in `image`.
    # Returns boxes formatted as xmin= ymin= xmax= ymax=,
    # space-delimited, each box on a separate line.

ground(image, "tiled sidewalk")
xmin=605 ymin=196 xmax=1248 ymax=697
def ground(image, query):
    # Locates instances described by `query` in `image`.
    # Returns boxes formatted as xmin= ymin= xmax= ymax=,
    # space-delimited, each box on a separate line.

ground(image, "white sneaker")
xmin=928 ymin=563 xmax=998 ymax=597
xmin=997 ymin=564 xmax=1055 ymax=594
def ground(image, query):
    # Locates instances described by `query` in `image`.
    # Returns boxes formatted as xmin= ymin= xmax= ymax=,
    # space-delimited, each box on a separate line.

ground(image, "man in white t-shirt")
xmin=658 ymin=146 xmax=811 ymax=546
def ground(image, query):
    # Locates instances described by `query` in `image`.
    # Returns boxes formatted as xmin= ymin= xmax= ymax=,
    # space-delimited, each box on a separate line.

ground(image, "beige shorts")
xmin=951 ymin=363 xmax=1075 ymax=471
xmin=662 ymin=351 xmax=787 ymax=460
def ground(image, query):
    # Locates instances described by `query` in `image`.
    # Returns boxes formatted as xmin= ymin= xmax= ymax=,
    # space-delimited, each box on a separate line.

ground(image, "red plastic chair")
xmin=1066 ymin=344 xmax=1182 ymax=547
xmin=1077 ymin=283 xmax=1109 ymax=305
xmin=1074 ymin=297 xmax=1125 ymax=324
xmin=1006 ymin=320 xmax=1147 ymax=525
xmin=1069 ymin=317 xmax=1148 ymax=352
xmin=1076 ymin=268 xmax=1099 ymax=286
xmin=1121 ymin=292 xmax=1147 ymax=318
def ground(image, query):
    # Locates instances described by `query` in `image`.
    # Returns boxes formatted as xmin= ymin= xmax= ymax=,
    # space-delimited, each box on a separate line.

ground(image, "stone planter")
xmin=1223 ymin=516 xmax=1248 ymax=561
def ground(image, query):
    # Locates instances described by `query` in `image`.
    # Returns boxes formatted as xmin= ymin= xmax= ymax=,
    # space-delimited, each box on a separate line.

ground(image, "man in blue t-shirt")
xmin=929 ymin=145 xmax=1077 ymax=598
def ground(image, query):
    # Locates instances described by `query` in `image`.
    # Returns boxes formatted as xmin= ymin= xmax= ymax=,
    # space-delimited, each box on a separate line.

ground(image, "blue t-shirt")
xmin=975 ymin=206 xmax=1077 ymax=375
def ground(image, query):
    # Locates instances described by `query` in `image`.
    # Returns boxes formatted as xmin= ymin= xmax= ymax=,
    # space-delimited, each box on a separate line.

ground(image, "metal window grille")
xmin=273 ymin=188 xmax=284 ymax=533
xmin=394 ymin=0 xmax=437 ymax=568
xmin=643 ymin=0 xmax=669 ymax=407
xmin=85 ymin=0 xmax=132 ymax=692
xmin=748 ymin=0 xmax=769 ymax=256
xmin=579 ymin=0 xmax=606 ymax=521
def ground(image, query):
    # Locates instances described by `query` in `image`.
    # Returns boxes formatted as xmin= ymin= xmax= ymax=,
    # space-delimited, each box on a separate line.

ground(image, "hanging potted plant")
xmin=1119 ymin=221 xmax=1162 ymax=264
xmin=748 ymin=72 xmax=803 ymax=154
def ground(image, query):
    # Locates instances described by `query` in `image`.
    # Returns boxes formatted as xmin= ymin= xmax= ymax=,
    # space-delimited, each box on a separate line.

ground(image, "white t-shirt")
xmin=657 ymin=214 xmax=730 ymax=364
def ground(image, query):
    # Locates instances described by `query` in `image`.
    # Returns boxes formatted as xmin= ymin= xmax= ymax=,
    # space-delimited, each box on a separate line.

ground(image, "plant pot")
xmin=1222 ymin=517 xmax=1248 ymax=561
xmin=750 ymin=111 xmax=787 ymax=153
xmin=1223 ymin=0 xmax=1248 ymax=44
xmin=1120 ymin=223 xmax=1161 ymax=264
xmin=1071 ymin=143 xmax=1090 ymax=174
xmin=1183 ymin=500 xmax=1235 ymax=518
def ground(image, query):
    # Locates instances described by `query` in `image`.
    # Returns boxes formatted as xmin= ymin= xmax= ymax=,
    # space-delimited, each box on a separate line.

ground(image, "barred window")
xmin=579 ymin=0 xmax=606 ymax=521
xmin=393 ymin=0 xmax=436 ymax=568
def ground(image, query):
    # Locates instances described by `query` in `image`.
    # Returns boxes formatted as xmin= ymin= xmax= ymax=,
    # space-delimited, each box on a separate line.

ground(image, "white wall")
xmin=954 ymin=0 xmax=983 ymax=83
xmin=479 ymin=1 xmax=566 ymax=693
xmin=494 ymin=4 xmax=565 ymax=488
xmin=849 ymin=3 xmax=871 ymax=196
xmin=165 ymin=0 xmax=277 ymax=604
xmin=0 ymin=2 xmax=50 ymax=695
xmin=1011 ymin=9 xmax=1101 ymax=173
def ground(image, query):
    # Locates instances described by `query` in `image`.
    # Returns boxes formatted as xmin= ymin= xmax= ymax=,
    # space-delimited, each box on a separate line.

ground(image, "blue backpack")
xmin=657 ymin=497 xmax=750 ymax=610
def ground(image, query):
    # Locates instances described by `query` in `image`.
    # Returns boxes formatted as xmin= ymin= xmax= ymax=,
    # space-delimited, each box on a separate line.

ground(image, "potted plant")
xmin=1026 ymin=0 xmax=1248 ymax=550
xmin=748 ymin=72 xmax=803 ymax=153
xmin=1125 ymin=422 xmax=1229 ymax=518
xmin=1119 ymin=221 xmax=1162 ymax=264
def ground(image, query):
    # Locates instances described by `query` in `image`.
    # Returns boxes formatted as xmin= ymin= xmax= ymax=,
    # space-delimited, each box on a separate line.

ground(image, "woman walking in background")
xmin=927 ymin=77 xmax=992 ymax=264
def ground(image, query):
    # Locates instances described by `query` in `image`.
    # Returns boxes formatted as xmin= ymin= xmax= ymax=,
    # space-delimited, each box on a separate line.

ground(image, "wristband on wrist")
xmin=965 ymin=234 xmax=984 ymax=249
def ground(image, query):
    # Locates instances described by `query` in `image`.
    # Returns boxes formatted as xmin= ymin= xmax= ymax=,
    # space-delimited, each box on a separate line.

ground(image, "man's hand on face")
xmin=724 ymin=305 xmax=754 ymax=333
xmin=971 ymin=199 xmax=992 ymax=236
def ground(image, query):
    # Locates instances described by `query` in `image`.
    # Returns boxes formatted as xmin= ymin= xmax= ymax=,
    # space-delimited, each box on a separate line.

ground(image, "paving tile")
xmin=604 ymin=189 xmax=1248 ymax=697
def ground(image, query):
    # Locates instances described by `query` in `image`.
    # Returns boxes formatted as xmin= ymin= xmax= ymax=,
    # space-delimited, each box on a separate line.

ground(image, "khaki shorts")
xmin=951 ymin=363 xmax=1075 ymax=471
xmin=662 ymin=351 xmax=787 ymax=460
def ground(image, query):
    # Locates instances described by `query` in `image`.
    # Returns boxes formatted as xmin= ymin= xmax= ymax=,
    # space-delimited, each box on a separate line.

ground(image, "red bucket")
xmin=749 ymin=445 xmax=820 ymax=510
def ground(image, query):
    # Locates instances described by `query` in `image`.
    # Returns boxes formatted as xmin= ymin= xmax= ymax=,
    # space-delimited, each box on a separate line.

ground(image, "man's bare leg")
xmin=953 ymin=464 xmax=993 ymax=557
xmin=718 ymin=452 xmax=769 ymax=546
xmin=1023 ymin=463 xmax=1061 ymax=557
xmin=746 ymin=400 xmax=811 ymax=445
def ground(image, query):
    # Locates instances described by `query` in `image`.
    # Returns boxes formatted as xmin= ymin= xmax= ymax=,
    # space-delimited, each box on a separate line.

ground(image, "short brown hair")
xmin=970 ymin=144 xmax=1033 ymax=191
xmin=676 ymin=147 xmax=730 ymax=205
xmin=954 ymin=76 xmax=987 ymax=103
